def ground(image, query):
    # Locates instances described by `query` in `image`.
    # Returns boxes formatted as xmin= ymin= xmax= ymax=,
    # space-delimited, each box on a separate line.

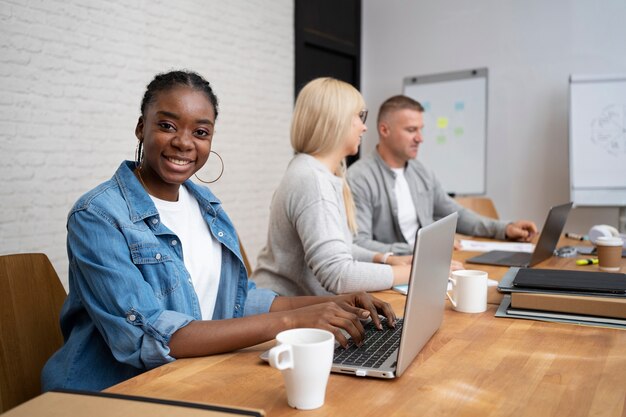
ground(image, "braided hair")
xmin=136 ymin=70 xmax=219 ymax=166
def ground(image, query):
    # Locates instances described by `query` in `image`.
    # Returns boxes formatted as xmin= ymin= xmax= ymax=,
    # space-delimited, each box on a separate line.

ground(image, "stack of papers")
xmin=458 ymin=240 xmax=534 ymax=253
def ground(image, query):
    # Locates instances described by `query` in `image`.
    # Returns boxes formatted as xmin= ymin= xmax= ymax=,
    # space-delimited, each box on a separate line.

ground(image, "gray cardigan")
xmin=252 ymin=154 xmax=393 ymax=296
xmin=346 ymin=150 xmax=508 ymax=255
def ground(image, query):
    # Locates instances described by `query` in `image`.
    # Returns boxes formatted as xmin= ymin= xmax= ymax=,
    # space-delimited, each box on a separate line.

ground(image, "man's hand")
xmin=505 ymin=220 xmax=538 ymax=242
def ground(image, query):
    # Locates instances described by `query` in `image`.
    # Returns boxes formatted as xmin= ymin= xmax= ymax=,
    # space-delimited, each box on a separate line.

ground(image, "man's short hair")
xmin=377 ymin=95 xmax=424 ymax=125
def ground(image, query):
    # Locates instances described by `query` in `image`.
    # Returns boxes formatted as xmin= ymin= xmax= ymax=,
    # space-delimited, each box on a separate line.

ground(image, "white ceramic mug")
xmin=268 ymin=328 xmax=335 ymax=410
xmin=446 ymin=269 xmax=488 ymax=313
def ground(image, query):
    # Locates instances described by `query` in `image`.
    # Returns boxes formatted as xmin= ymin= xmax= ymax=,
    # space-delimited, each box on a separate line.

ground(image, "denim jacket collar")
xmin=115 ymin=161 xmax=222 ymax=224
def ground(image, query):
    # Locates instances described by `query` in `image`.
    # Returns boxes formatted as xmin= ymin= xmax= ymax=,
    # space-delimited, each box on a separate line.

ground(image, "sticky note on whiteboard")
xmin=437 ymin=117 xmax=449 ymax=129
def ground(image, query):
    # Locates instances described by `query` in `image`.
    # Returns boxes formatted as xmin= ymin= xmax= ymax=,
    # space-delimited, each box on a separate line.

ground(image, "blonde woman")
xmin=252 ymin=78 xmax=411 ymax=296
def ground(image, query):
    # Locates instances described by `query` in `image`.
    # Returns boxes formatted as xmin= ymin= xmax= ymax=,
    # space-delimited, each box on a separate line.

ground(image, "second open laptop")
xmin=466 ymin=202 xmax=573 ymax=268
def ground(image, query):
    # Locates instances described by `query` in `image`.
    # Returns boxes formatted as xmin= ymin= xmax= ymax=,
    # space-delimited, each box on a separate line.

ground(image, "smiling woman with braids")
xmin=41 ymin=70 xmax=396 ymax=391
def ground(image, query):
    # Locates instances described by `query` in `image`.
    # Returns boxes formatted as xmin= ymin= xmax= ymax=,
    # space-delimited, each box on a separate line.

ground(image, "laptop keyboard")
xmin=495 ymin=251 xmax=531 ymax=264
xmin=333 ymin=318 xmax=404 ymax=369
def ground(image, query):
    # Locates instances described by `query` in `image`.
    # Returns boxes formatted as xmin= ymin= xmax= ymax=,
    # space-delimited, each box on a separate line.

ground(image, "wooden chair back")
xmin=454 ymin=196 xmax=500 ymax=220
xmin=0 ymin=253 xmax=66 ymax=412
xmin=239 ymin=240 xmax=252 ymax=276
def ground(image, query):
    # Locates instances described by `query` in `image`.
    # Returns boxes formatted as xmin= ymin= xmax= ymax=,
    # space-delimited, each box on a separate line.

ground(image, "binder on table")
xmin=510 ymin=292 xmax=626 ymax=320
xmin=496 ymin=267 xmax=626 ymax=328
xmin=2 ymin=390 xmax=264 ymax=417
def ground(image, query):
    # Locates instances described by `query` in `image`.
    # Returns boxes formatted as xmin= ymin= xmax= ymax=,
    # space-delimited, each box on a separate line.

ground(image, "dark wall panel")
xmin=295 ymin=0 xmax=362 ymax=163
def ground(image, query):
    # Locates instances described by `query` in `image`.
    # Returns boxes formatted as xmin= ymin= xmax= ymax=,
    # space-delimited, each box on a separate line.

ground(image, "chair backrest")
xmin=239 ymin=240 xmax=252 ymax=276
xmin=454 ymin=197 xmax=500 ymax=220
xmin=0 ymin=253 xmax=66 ymax=412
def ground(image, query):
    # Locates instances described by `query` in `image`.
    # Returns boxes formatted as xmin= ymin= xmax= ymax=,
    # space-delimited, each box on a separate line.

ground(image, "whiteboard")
xmin=403 ymin=68 xmax=487 ymax=195
xmin=569 ymin=74 xmax=626 ymax=206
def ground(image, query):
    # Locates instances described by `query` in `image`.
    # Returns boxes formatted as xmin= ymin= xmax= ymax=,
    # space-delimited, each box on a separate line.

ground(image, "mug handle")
xmin=446 ymin=277 xmax=457 ymax=308
xmin=268 ymin=344 xmax=294 ymax=371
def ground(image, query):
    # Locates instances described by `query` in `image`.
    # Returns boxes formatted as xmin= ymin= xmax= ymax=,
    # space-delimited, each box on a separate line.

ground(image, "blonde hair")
xmin=291 ymin=77 xmax=364 ymax=233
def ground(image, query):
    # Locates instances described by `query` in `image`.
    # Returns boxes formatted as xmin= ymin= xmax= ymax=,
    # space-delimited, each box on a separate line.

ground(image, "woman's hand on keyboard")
xmin=284 ymin=301 xmax=368 ymax=348
xmin=332 ymin=292 xmax=396 ymax=331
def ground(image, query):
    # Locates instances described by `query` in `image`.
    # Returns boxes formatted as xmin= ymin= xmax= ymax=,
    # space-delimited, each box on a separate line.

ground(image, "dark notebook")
xmin=512 ymin=268 xmax=626 ymax=295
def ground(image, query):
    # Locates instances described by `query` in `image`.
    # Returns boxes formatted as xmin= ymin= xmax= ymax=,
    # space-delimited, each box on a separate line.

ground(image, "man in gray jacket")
xmin=347 ymin=95 xmax=537 ymax=255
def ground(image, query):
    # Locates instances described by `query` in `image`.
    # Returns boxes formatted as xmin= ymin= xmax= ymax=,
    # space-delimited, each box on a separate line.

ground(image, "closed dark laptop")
xmin=466 ymin=202 xmax=573 ymax=267
xmin=513 ymin=268 xmax=626 ymax=294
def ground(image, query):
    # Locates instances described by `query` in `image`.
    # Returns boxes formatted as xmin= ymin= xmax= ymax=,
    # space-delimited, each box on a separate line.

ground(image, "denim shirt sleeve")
xmin=67 ymin=206 xmax=194 ymax=370
xmin=244 ymin=280 xmax=277 ymax=316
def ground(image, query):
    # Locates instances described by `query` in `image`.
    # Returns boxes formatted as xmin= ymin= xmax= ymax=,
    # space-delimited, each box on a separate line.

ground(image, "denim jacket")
xmin=42 ymin=161 xmax=276 ymax=391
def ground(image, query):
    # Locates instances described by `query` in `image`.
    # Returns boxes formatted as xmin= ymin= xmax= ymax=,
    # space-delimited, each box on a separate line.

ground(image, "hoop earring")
xmin=195 ymin=150 xmax=224 ymax=184
xmin=135 ymin=141 xmax=143 ymax=169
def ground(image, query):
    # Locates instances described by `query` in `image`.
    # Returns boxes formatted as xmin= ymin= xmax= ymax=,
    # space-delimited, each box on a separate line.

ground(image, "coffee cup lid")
xmin=596 ymin=236 xmax=624 ymax=246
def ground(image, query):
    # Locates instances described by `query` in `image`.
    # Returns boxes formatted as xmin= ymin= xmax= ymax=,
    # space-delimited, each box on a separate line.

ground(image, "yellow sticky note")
xmin=437 ymin=117 xmax=449 ymax=129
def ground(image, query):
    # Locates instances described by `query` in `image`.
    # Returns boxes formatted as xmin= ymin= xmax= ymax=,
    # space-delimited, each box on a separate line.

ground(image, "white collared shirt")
xmin=391 ymin=167 xmax=418 ymax=244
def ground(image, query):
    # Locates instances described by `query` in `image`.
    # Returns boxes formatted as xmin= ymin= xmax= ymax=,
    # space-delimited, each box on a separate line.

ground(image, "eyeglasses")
xmin=359 ymin=109 xmax=368 ymax=124
xmin=358 ymin=109 xmax=368 ymax=123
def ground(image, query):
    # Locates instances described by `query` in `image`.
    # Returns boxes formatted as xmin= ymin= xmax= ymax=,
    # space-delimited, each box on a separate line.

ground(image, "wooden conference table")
xmin=107 ymin=237 xmax=626 ymax=417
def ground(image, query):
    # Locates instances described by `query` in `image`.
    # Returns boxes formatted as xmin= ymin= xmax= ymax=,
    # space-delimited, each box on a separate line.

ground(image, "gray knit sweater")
xmin=252 ymin=154 xmax=393 ymax=296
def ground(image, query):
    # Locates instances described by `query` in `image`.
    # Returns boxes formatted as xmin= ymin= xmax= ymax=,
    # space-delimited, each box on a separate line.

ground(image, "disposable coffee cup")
xmin=596 ymin=236 xmax=623 ymax=272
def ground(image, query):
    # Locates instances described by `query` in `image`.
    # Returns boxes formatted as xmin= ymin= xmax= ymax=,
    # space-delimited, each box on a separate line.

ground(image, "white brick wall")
xmin=0 ymin=0 xmax=295 ymax=289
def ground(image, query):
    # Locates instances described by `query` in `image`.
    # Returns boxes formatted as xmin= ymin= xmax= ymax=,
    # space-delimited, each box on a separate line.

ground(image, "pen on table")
xmin=576 ymin=258 xmax=598 ymax=266
xmin=565 ymin=232 xmax=588 ymax=241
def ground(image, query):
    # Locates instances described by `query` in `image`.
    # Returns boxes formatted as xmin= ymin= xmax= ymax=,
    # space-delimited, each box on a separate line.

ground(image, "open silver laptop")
xmin=466 ymin=202 xmax=573 ymax=267
xmin=331 ymin=212 xmax=457 ymax=378
xmin=260 ymin=212 xmax=458 ymax=378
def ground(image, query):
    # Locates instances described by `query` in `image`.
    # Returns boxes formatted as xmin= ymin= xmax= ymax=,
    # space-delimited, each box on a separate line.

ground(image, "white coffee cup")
xmin=268 ymin=328 xmax=334 ymax=410
xmin=446 ymin=269 xmax=488 ymax=313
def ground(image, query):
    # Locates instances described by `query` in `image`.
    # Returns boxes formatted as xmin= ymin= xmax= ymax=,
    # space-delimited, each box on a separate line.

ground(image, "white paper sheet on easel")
xmin=458 ymin=240 xmax=534 ymax=253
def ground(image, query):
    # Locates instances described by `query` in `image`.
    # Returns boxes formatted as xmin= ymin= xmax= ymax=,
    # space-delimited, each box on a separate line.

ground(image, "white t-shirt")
xmin=391 ymin=167 xmax=419 ymax=245
xmin=150 ymin=186 xmax=222 ymax=320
